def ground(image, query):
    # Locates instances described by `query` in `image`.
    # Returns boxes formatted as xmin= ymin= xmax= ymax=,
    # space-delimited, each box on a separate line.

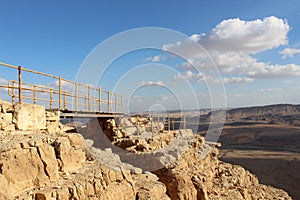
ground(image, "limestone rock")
xmin=0 ymin=147 xmax=49 ymax=196
xmin=0 ymin=112 xmax=15 ymax=131
xmin=13 ymin=102 xmax=46 ymax=130
xmin=37 ymin=143 xmax=59 ymax=182
xmin=0 ymin=112 xmax=292 ymax=200
xmin=67 ymin=133 xmax=84 ymax=148
xmin=135 ymin=173 xmax=171 ymax=200
xmin=153 ymin=135 xmax=292 ymax=200
xmin=46 ymin=123 xmax=61 ymax=134
xmin=45 ymin=111 xmax=60 ymax=122
xmin=0 ymin=99 xmax=13 ymax=113
xmin=53 ymin=137 xmax=86 ymax=172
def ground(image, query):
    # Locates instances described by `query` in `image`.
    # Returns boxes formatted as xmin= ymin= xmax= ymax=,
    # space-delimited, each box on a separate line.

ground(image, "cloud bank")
xmin=280 ymin=48 xmax=300 ymax=59
xmin=163 ymin=16 xmax=300 ymax=84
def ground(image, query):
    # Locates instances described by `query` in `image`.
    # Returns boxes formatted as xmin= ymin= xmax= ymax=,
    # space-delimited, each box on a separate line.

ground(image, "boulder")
xmin=13 ymin=102 xmax=46 ymax=130
xmin=37 ymin=143 xmax=59 ymax=181
xmin=0 ymin=99 xmax=12 ymax=113
xmin=0 ymin=147 xmax=49 ymax=196
xmin=53 ymin=137 xmax=86 ymax=172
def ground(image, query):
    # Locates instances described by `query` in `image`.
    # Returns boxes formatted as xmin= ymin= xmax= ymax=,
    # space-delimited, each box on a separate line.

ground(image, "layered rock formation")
xmin=0 ymin=99 xmax=293 ymax=199
xmin=153 ymin=135 xmax=291 ymax=200
xmin=0 ymin=99 xmax=15 ymax=131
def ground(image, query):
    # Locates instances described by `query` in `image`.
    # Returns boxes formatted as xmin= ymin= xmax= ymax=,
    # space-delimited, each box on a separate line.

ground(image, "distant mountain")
xmin=226 ymin=104 xmax=300 ymax=118
xmin=221 ymin=104 xmax=300 ymax=126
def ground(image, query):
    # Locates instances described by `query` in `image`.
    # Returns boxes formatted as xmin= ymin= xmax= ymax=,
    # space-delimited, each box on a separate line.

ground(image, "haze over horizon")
xmin=1 ymin=1 xmax=300 ymax=112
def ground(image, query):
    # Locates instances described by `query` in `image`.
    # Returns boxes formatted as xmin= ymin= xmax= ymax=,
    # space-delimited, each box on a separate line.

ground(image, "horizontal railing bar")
xmin=0 ymin=62 xmax=18 ymax=69
xmin=1 ymin=61 xmax=124 ymax=114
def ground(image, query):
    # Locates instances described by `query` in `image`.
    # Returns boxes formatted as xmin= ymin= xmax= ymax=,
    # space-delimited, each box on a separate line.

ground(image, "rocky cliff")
xmin=0 ymin=99 xmax=293 ymax=199
xmin=203 ymin=104 xmax=300 ymax=126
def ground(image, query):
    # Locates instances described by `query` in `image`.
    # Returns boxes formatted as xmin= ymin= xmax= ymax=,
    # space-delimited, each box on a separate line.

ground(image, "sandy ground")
xmin=218 ymin=124 xmax=300 ymax=200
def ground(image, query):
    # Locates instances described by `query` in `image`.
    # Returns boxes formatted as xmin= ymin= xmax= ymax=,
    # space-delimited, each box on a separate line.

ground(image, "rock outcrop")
xmin=0 ymin=99 xmax=15 ymax=132
xmin=153 ymin=135 xmax=291 ymax=200
xmin=0 ymin=131 xmax=170 ymax=200
xmin=0 ymin=100 xmax=293 ymax=199
xmin=13 ymin=102 xmax=46 ymax=130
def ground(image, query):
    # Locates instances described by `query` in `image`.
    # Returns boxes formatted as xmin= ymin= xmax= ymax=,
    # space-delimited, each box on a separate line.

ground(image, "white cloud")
xmin=0 ymin=77 xmax=8 ymax=92
xmin=164 ymin=16 xmax=300 ymax=83
xmin=164 ymin=16 xmax=289 ymax=55
xmin=228 ymin=93 xmax=244 ymax=97
xmin=280 ymin=48 xmax=300 ymax=59
xmin=47 ymin=80 xmax=74 ymax=91
xmin=213 ymin=76 xmax=254 ymax=84
xmin=0 ymin=77 xmax=7 ymax=84
xmin=145 ymin=55 xmax=167 ymax=62
xmin=260 ymin=88 xmax=282 ymax=92
xmin=247 ymin=63 xmax=300 ymax=78
xmin=155 ymin=95 xmax=176 ymax=103
xmin=46 ymin=80 xmax=97 ymax=94
xmin=200 ymin=16 xmax=289 ymax=53
xmin=173 ymin=70 xmax=203 ymax=82
xmin=141 ymin=80 xmax=165 ymax=86
xmin=130 ymin=96 xmax=143 ymax=103
xmin=282 ymin=80 xmax=293 ymax=83
xmin=223 ymin=77 xmax=254 ymax=84
xmin=179 ymin=51 xmax=300 ymax=81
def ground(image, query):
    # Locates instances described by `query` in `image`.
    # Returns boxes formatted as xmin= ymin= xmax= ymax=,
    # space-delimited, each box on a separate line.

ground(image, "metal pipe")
xmin=168 ymin=114 xmax=170 ymax=132
xmin=75 ymin=82 xmax=78 ymax=111
xmin=115 ymin=94 xmax=117 ymax=113
xmin=33 ymin=85 xmax=37 ymax=104
xmin=11 ymin=81 xmax=15 ymax=105
xmin=18 ymin=66 xmax=22 ymax=104
xmin=108 ymin=91 xmax=111 ymax=112
xmin=50 ymin=88 xmax=53 ymax=110
xmin=87 ymin=85 xmax=90 ymax=111
xmin=98 ymin=88 xmax=102 ymax=112
xmin=64 ymin=91 xmax=66 ymax=109
xmin=122 ymin=96 xmax=124 ymax=113
xmin=59 ymin=77 xmax=62 ymax=109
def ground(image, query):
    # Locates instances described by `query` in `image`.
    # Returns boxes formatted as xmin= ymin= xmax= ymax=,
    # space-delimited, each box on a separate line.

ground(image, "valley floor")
xmin=218 ymin=124 xmax=300 ymax=200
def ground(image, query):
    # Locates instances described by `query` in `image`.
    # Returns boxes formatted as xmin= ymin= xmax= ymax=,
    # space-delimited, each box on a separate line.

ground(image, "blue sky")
xmin=1 ymin=0 xmax=300 ymax=111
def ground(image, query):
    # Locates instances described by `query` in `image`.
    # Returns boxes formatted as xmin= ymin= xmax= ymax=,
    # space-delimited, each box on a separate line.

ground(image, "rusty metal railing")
xmin=0 ymin=61 xmax=124 ymax=113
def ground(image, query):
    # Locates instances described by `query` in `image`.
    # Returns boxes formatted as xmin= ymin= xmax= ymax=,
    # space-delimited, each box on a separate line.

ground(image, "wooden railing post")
xmin=11 ymin=81 xmax=15 ymax=105
xmin=75 ymin=82 xmax=78 ymax=111
xmin=18 ymin=66 xmax=22 ymax=104
xmin=98 ymin=88 xmax=102 ymax=112
xmin=63 ymin=91 xmax=66 ymax=109
xmin=93 ymin=94 xmax=96 ymax=111
xmin=122 ymin=96 xmax=124 ymax=113
xmin=50 ymin=88 xmax=53 ymax=110
xmin=183 ymin=114 xmax=187 ymax=129
xmin=33 ymin=85 xmax=37 ymax=104
xmin=168 ymin=114 xmax=170 ymax=132
xmin=87 ymin=85 xmax=90 ymax=111
xmin=115 ymin=94 xmax=118 ymax=113
xmin=59 ymin=77 xmax=62 ymax=109
xmin=151 ymin=116 xmax=154 ymax=138
xmin=172 ymin=119 xmax=175 ymax=130
xmin=108 ymin=91 xmax=111 ymax=112
xmin=137 ymin=120 xmax=140 ymax=136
